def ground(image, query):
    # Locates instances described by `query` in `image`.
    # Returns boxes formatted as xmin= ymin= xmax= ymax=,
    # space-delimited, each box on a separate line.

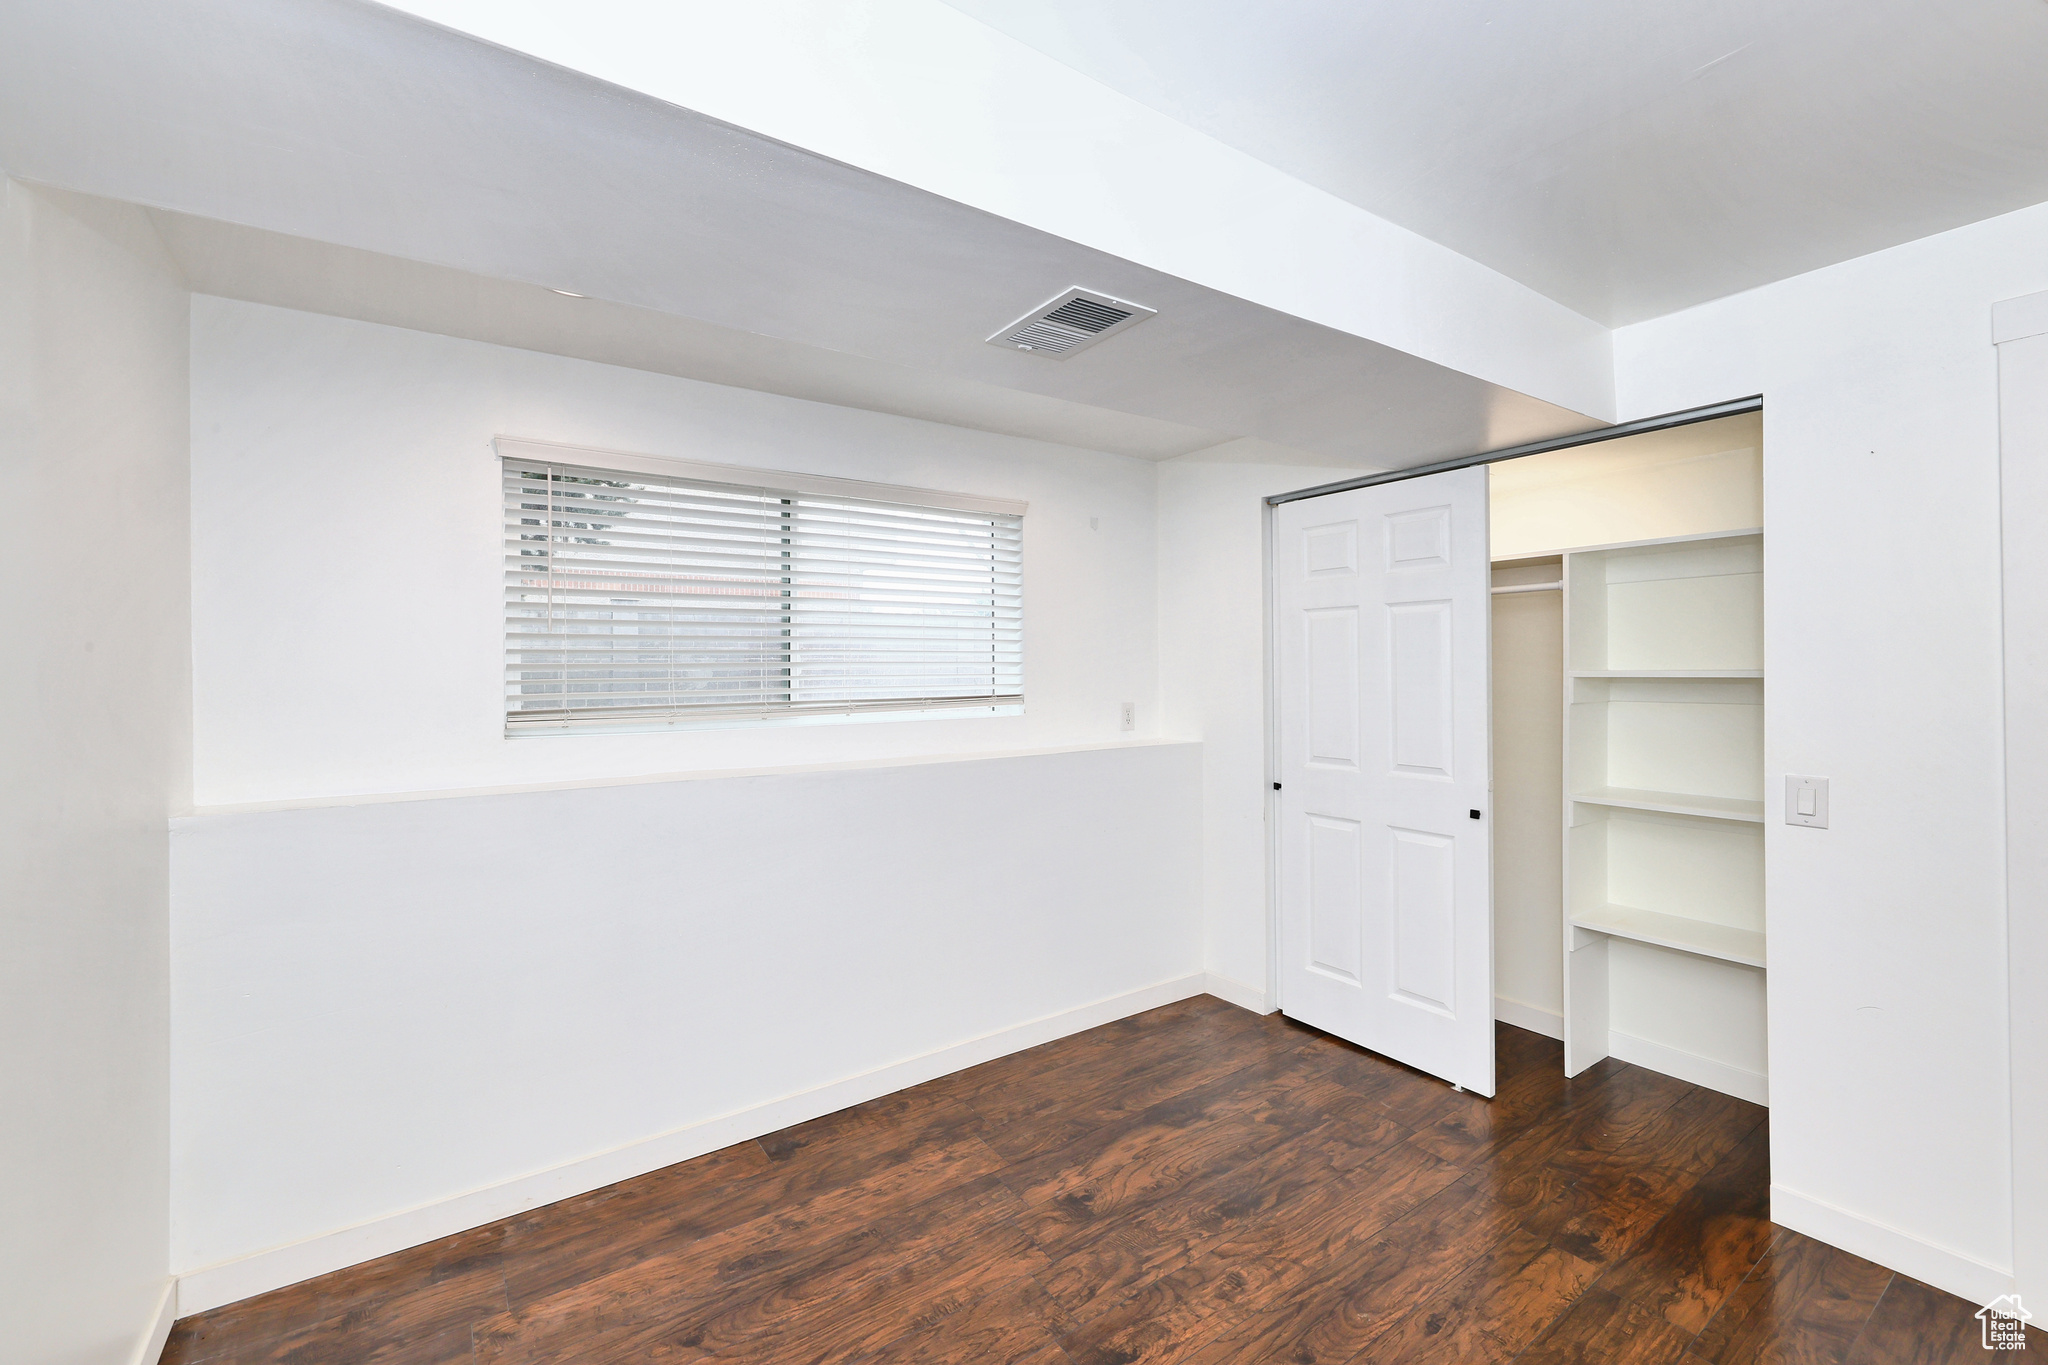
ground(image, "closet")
xmin=1489 ymin=411 xmax=1767 ymax=1103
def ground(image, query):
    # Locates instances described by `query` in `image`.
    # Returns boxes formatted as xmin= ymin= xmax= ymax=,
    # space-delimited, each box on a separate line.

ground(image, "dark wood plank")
xmin=1346 ymin=1222 xmax=1601 ymax=1364
xmin=499 ymin=1090 xmax=988 ymax=1305
xmin=1844 ymin=1273 xmax=2048 ymax=1363
xmin=1466 ymin=1067 xmax=1761 ymax=1271
xmin=1471 ymin=1055 xmax=1708 ymax=1187
xmin=161 ymin=1222 xmax=507 ymax=1365
xmin=1061 ymin=1162 xmax=1505 ymax=1365
xmin=1031 ymin=1111 xmax=1416 ymax=1319
xmin=671 ymin=1217 xmax=1051 ymax=1365
xmin=1395 ymin=1024 xmax=1576 ymax=1166
xmin=1589 ymin=1118 xmax=1774 ymax=1335
xmin=1690 ymin=1228 xmax=1895 ymax=1365
xmin=1514 ymin=1286 xmax=1701 ymax=1365
xmin=1002 ymin=1047 xmax=1386 ymax=1249
xmin=969 ymin=1003 xmax=1344 ymax=1166
xmin=922 ymin=997 xmax=1268 ymax=1146
xmin=815 ymin=1265 xmax=1073 ymax=1365
xmin=1178 ymin=1160 xmax=1591 ymax=1365
xmin=476 ymin=1161 xmax=1023 ymax=1361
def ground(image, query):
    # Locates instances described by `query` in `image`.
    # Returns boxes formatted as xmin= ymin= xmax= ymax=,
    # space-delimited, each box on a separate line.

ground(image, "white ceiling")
xmin=0 ymin=0 xmax=1600 ymax=468
xmin=940 ymin=0 xmax=2048 ymax=325
xmin=144 ymin=204 xmax=1228 ymax=462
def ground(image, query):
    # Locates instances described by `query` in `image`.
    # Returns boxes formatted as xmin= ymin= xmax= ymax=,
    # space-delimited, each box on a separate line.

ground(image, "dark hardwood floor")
xmin=161 ymin=996 xmax=2036 ymax=1364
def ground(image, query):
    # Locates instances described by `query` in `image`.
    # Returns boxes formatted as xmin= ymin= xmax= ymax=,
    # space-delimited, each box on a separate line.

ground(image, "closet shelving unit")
xmin=1559 ymin=529 xmax=1765 ymax=1076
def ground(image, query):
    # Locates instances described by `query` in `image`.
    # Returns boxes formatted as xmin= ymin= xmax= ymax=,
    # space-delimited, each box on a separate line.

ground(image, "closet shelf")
xmin=1570 ymin=669 xmax=1762 ymax=679
xmin=1571 ymin=904 xmax=1767 ymax=969
xmin=1570 ymin=786 xmax=1764 ymax=822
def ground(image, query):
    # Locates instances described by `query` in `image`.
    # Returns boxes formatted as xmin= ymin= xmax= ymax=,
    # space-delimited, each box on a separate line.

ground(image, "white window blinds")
xmin=501 ymin=443 xmax=1024 ymax=730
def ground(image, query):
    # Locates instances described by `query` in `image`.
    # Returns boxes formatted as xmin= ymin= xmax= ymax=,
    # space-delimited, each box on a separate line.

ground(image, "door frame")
xmin=1260 ymin=395 xmax=1765 ymax=1015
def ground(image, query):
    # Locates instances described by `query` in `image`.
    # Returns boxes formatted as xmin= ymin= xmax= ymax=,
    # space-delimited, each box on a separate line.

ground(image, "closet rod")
xmin=1267 ymin=394 xmax=1763 ymax=506
xmin=1491 ymin=582 xmax=1562 ymax=595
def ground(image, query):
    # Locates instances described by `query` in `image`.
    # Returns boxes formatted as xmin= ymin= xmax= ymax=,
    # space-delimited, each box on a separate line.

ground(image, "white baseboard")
xmin=1607 ymin=1030 xmax=1769 ymax=1106
xmin=174 ymin=972 xmax=1209 ymax=1316
xmin=1771 ymin=1184 xmax=2015 ymax=1307
xmin=1494 ymin=997 xmax=1564 ymax=1040
xmin=1202 ymin=972 xmax=1274 ymax=1014
xmin=132 ymin=1278 xmax=176 ymax=1365
xmin=1486 ymin=1004 xmax=1767 ymax=1107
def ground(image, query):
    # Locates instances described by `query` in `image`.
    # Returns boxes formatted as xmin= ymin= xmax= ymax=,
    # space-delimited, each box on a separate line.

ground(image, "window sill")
xmin=505 ymin=702 xmax=1023 ymax=737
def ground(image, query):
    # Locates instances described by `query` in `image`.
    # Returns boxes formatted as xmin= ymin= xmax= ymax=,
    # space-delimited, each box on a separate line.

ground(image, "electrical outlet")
xmin=1120 ymin=702 xmax=1135 ymax=731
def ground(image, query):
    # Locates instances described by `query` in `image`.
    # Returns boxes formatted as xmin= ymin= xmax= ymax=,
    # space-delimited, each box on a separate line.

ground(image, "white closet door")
xmin=1274 ymin=469 xmax=1495 ymax=1095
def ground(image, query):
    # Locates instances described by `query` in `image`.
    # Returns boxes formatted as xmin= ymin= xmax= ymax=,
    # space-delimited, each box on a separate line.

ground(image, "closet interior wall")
xmin=1489 ymin=411 xmax=1767 ymax=1102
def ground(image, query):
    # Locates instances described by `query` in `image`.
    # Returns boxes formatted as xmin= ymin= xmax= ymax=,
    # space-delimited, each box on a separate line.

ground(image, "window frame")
xmin=497 ymin=437 xmax=1027 ymax=735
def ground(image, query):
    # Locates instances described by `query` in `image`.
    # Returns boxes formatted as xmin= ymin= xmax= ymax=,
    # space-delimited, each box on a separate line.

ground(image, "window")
xmin=500 ymin=440 xmax=1024 ymax=731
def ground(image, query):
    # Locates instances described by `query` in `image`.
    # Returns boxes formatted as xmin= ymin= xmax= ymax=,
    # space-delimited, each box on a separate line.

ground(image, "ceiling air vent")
xmin=987 ymin=287 xmax=1156 ymax=358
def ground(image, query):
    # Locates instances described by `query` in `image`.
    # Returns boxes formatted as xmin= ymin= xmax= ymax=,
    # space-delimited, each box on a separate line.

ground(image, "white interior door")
xmin=1274 ymin=468 xmax=1495 ymax=1095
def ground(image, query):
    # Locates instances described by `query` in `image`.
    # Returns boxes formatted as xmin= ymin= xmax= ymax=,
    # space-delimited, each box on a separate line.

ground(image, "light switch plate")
xmin=1786 ymin=775 xmax=1829 ymax=827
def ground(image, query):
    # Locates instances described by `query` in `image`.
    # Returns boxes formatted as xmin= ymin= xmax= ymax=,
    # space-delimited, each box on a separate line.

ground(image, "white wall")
xmin=0 ymin=180 xmax=185 ymax=1362
xmin=1490 ymin=579 xmax=1564 ymax=1024
xmin=171 ymin=742 xmax=1201 ymax=1301
xmin=1997 ymin=288 xmax=2048 ymax=1314
xmin=191 ymin=298 xmax=1162 ymax=806
xmin=1613 ymin=198 xmax=2048 ymax=1304
xmin=175 ymin=297 xmax=1204 ymax=1305
xmin=172 ymin=740 xmax=1196 ymax=1301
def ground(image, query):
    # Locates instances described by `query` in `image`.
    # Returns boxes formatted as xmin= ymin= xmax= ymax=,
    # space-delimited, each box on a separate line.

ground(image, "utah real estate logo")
xmin=1979 ymin=1294 xmax=2032 ymax=1350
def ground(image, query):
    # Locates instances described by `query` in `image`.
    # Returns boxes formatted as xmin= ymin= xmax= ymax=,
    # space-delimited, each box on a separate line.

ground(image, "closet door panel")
xmin=1275 ymin=469 xmax=1494 ymax=1095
